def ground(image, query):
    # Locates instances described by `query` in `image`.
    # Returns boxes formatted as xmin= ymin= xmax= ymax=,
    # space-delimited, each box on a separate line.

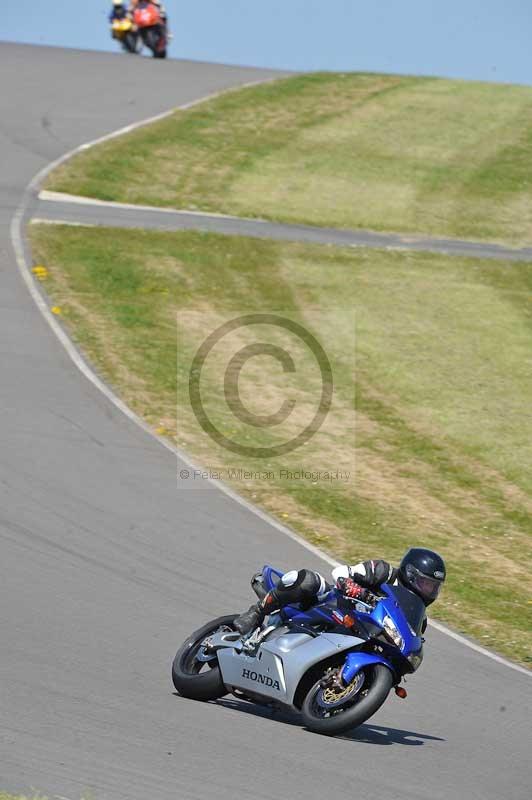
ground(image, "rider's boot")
xmin=234 ymin=592 xmax=277 ymax=635
xmin=234 ymin=603 xmax=264 ymax=635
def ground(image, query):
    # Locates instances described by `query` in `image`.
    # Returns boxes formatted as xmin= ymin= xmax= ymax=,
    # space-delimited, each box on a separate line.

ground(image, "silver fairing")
xmin=216 ymin=627 xmax=364 ymax=707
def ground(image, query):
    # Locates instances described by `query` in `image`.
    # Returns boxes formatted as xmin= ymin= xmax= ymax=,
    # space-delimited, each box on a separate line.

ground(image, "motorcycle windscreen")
xmin=386 ymin=585 xmax=426 ymax=634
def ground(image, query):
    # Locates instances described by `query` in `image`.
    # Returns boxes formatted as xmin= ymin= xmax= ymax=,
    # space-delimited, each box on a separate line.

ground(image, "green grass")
xmin=0 ymin=794 xmax=89 ymax=800
xmin=47 ymin=73 xmax=532 ymax=246
xmin=0 ymin=795 xmax=27 ymax=800
xmin=30 ymin=223 xmax=532 ymax=666
xmin=0 ymin=795 xmax=50 ymax=800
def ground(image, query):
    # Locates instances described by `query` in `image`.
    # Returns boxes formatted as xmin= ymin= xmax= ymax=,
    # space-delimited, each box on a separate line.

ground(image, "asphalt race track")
xmin=1 ymin=43 xmax=530 ymax=800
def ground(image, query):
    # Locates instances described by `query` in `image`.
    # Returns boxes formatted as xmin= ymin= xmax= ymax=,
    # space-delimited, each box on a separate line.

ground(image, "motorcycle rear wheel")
xmin=300 ymin=663 xmax=393 ymax=736
xmin=172 ymin=614 xmax=238 ymax=701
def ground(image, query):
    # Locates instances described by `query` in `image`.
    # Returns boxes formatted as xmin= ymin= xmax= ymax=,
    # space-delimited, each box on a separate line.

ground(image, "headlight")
xmin=382 ymin=615 xmax=404 ymax=650
xmin=406 ymin=649 xmax=424 ymax=671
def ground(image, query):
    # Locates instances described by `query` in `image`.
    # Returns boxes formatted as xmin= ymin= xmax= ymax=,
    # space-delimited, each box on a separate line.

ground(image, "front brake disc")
xmin=317 ymin=670 xmax=365 ymax=709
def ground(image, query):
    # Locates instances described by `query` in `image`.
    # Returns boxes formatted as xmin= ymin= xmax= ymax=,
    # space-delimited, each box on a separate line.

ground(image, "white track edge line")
xmin=12 ymin=76 xmax=530 ymax=679
xmin=30 ymin=217 xmax=97 ymax=228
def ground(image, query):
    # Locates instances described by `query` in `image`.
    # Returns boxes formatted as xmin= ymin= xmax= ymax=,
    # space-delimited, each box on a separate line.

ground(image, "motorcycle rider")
xmin=109 ymin=0 xmax=130 ymax=22
xmin=130 ymin=0 xmax=168 ymax=24
xmin=234 ymin=547 xmax=446 ymax=635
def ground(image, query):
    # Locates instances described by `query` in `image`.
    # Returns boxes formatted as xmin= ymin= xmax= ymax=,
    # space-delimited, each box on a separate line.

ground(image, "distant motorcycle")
xmin=111 ymin=16 xmax=142 ymax=54
xmin=133 ymin=2 xmax=168 ymax=59
xmin=172 ymin=564 xmax=426 ymax=736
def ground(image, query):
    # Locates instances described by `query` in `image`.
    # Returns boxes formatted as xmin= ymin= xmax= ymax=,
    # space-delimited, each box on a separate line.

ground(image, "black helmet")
xmin=398 ymin=547 xmax=446 ymax=605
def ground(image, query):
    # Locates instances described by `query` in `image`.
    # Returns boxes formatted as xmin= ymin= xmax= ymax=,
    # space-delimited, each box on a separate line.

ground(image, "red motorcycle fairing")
xmin=133 ymin=3 xmax=161 ymax=28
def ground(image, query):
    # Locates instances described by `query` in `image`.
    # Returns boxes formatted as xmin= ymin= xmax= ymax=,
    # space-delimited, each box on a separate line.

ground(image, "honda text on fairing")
xmin=172 ymin=565 xmax=428 ymax=736
xmin=133 ymin=1 xmax=167 ymax=59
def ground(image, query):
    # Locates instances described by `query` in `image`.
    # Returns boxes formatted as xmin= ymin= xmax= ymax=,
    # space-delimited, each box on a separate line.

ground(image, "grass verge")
xmin=47 ymin=73 xmax=532 ymax=247
xmin=1 ymin=795 xmax=48 ymax=800
xmin=1 ymin=795 xmax=88 ymax=800
xmin=29 ymin=223 xmax=532 ymax=666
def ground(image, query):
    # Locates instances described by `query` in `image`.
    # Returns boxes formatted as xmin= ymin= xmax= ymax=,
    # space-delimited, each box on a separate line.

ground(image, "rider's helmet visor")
xmin=411 ymin=571 xmax=442 ymax=602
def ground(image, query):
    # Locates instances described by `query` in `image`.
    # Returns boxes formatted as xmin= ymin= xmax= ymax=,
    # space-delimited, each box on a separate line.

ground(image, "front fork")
xmin=341 ymin=650 xmax=406 ymax=697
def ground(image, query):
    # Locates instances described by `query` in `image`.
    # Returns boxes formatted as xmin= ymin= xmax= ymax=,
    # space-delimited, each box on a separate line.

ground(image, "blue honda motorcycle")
xmin=172 ymin=565 xmax=426 ymax=735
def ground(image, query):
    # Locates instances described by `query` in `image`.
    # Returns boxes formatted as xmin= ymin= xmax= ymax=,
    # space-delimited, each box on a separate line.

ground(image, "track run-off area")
xmin=0 ymin=43 xmax=530 ymax=800
xmin=32 ymin=191 xmax=532 ymax=262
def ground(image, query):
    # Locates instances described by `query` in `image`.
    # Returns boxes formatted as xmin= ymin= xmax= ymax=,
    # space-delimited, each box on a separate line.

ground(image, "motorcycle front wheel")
xmin=142 ymin=28 xmax=158 ymax=55
xmin=122 ymin=33 xmax=139 ymax=54
xmin=300 ymin=663 xmax=393 ymax=736
xmin=171 ymin=614 xmax=238 ymax=701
